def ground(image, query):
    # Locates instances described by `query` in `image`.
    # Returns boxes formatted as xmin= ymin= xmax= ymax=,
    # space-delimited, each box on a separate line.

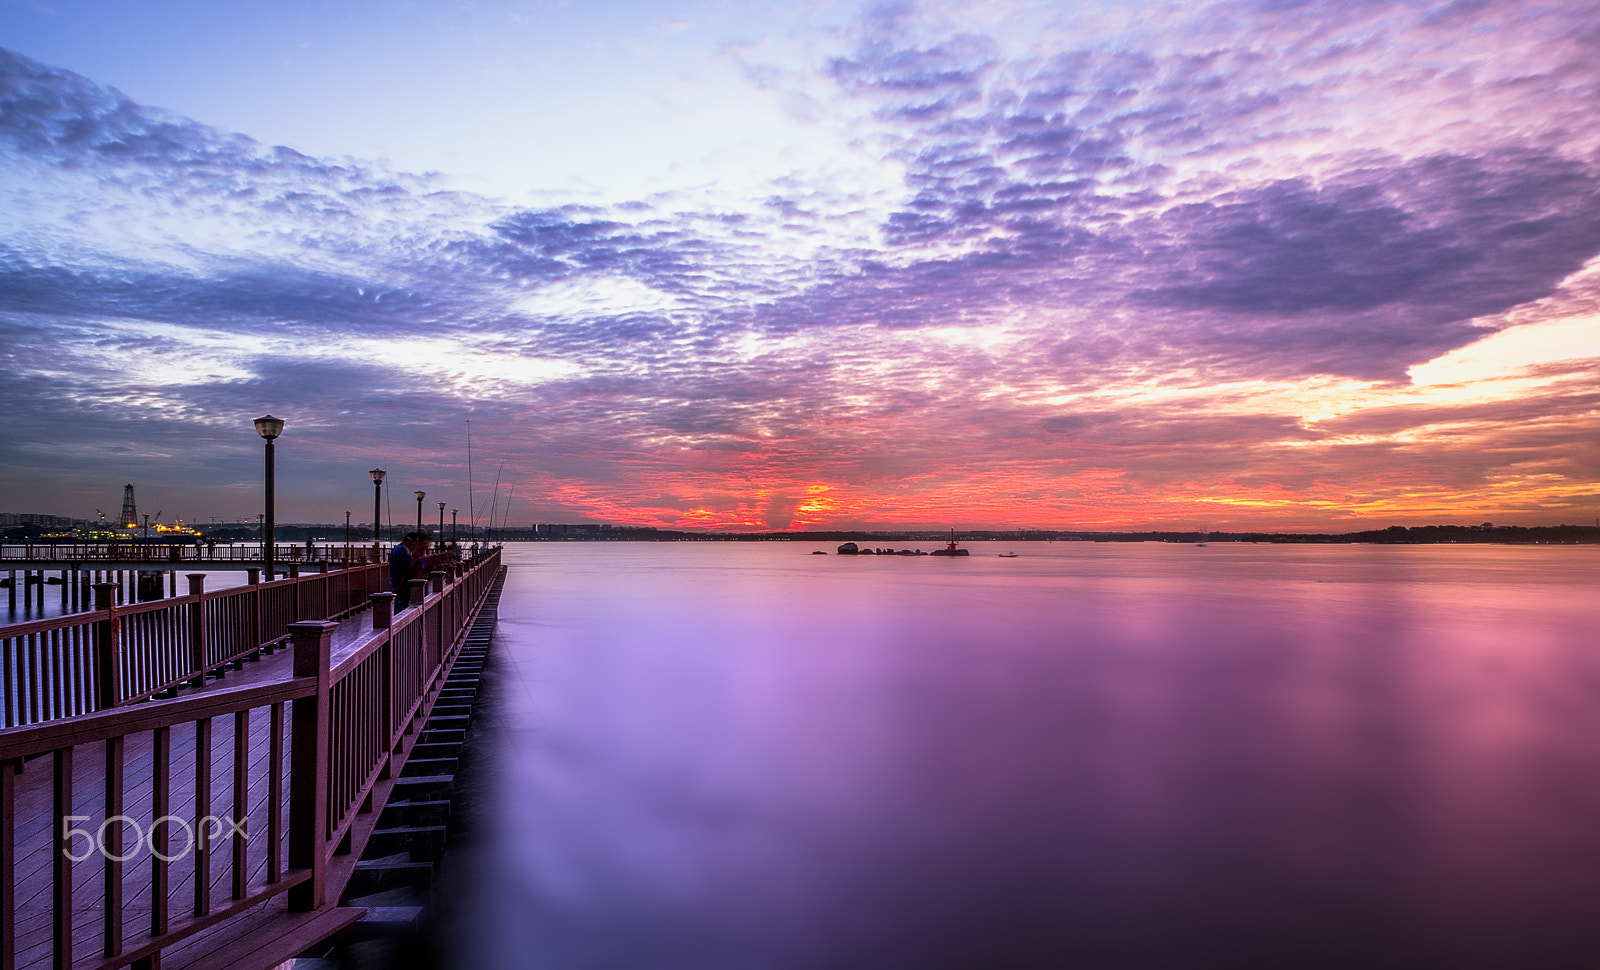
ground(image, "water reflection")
xmin=447 ymin=543 xmax=1600 ymax=969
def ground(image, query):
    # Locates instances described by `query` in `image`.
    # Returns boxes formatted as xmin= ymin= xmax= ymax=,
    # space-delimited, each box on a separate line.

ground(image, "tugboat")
xmin=929 ymin=529 xmax=970 ymax=557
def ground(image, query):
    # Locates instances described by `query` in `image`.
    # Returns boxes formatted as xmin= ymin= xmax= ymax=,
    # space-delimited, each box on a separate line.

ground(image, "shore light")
xmin=369 ymin=469 xmax=386 ymax=547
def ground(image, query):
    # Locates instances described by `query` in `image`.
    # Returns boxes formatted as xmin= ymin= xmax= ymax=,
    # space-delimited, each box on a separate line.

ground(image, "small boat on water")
xmin=998 ymin=552 xmax=1019 ymax=558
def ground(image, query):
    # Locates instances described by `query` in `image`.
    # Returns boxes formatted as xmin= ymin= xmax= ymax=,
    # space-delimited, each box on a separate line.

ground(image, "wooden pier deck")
xmin=1 ymin=550 xmax=503 ymax=970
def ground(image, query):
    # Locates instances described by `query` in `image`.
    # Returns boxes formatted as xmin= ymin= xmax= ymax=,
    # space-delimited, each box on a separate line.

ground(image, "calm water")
xmin=443 ymin=541 xmax=1600 ymax=969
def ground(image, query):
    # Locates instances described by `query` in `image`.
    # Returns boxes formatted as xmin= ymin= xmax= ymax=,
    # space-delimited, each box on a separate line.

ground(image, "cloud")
xmin=3 ymin=0 xmax=1600 ymax=529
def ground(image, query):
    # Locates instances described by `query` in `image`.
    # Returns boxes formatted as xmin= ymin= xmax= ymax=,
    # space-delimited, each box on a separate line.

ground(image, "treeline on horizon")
xmin=3 ymin=523 xmax=1597 ymax=545
xmin=545 ymin=524 xmax=1597 ymax=544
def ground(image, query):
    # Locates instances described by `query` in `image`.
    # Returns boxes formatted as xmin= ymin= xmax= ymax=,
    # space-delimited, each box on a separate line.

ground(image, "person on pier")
xmin=390 ymin=531 xmax=421 ymax=610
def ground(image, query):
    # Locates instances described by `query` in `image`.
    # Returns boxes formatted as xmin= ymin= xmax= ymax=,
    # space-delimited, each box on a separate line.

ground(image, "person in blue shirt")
xmin=390 ymin=532 xmax=418 ymax=609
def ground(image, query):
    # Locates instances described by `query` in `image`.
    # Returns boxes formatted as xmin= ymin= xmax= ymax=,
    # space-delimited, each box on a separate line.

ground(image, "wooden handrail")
xmin=1 ymin=563 xmax=389 ymax=728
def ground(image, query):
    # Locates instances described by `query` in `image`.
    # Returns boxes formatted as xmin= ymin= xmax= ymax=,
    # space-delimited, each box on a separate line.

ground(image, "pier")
xmin=0 ymin=547 xmax=504 ymax=969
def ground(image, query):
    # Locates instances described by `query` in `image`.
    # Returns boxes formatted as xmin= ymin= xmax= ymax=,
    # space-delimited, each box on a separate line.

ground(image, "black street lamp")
xmin=414 ymin=490 xmax=426 ymax=532
xmin=344 ymin=511 xmax=351 ymax=551
xmin=451 ymin=508 xmax=458 ymax=544
xmin=437 ymin=501 xmax=446 ymax=541
xmin=369 ymin=468 xmax=386 ymax=549
xmin=253 ymin=414 xmax=285 ymax=580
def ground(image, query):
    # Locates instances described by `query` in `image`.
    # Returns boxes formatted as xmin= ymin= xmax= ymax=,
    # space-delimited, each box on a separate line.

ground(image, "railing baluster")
xmin=52 ymin=746 xmax=72 ymax=970
xmin=269 ymin=701 xmax=283 ymax=884
xmin=194 ymin=716 xmax=212 ymax=917
xmin=2 ymin=636 xmax=13 ymax=729
xmin=151 ymin=725 xmax=170 ymax=938
xmin=104 ymin=735 xmax=125 ymax=957
xmin=233 ymin=709 xmax=248 ymax=899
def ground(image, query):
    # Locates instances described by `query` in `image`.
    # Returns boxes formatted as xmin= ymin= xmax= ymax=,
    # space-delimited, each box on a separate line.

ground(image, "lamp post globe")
xmin=369 ymin=469 xmax=386 ymax=551
xmin=414 ymin=490 xmax=426 ymax=532
xmin=253 ymin=414 xmax=284 ymax=581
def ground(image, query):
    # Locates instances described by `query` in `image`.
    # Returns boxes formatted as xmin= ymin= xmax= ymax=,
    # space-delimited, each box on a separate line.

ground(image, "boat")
xmin=998 ymin=552 xmax=1019 ymax=558
xmin=929 ymin=530 xmax=970 ymax=557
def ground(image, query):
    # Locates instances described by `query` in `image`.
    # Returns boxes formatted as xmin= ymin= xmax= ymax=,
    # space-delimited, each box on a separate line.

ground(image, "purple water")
xmin=445 ymin=541 xmax=1600 ymax=969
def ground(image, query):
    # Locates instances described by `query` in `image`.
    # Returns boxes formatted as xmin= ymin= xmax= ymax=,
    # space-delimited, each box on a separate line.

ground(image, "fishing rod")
xmin=500 ymin=484 xmax=516 ymax=536
xmin=486 ymin=462 xmax=504 ymax=542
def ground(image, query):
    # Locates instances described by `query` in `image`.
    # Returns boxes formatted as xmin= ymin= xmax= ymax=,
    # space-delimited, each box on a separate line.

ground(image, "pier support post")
xmin=287 ymin=620 xmax=335 ymax=912
xmin=92 ymin=583 xmax=122 ymax=710
xmin=187 ymin=575 xmax=207 ymax=689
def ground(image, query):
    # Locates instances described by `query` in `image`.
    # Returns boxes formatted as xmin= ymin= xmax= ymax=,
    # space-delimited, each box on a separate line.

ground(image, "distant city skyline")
xmin=2 ymin=0 xmax=1597 ymax=531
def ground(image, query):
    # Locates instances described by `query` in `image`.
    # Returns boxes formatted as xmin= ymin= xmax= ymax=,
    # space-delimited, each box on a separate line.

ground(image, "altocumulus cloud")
xmin=2 ymin=0 xmax=1599 ymax=530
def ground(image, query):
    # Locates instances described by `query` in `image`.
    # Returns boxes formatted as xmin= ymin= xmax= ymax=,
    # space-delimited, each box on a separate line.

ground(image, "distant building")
xmin=0 ymin=513 xmax=86 ymax=527
xmin=533 ymin=523 xmax=614 ymax=536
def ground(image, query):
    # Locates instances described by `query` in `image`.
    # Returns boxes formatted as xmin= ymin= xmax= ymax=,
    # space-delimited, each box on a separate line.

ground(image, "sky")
xmin=2 ymin=0 xmax=1598 ymax=532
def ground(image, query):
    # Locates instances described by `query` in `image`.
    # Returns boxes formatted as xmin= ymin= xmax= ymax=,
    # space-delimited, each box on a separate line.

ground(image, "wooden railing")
xmin=0 ymin=544 xmax=384 ymax=566
xmin=0 ymin=548 xmax=502 ymax=970
xmin=1 ymin=564 xmax=388 ymax=729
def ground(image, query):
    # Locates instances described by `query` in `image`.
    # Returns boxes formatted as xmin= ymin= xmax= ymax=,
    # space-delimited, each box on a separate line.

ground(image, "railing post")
xmin=431 ymin=569 xmax=446 ymax=596
xmin=409 ymin=577 xmax=431 ymax=671
xmin=92 ymin=583 xmax=121 ymax=710
xmin=287 ymin=620 xmax=335 ymax=912
xmin=247 ymin=568 xmax=263 ymax=659
xmin=187 ymin=574 xmax=207 ymax=689
xmin=371 ymin=591 xmax=394 ymax=632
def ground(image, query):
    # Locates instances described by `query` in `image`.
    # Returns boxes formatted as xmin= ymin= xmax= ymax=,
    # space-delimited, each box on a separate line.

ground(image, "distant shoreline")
xmin=486 ymin=524 xmax=1600 ymax=545
xmin=6 ymin=524 xmax=1597 ymax=546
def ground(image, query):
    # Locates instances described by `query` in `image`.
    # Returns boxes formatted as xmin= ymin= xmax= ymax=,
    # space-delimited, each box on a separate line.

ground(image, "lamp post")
xmin=369 ymin=468 xmax=386 ymax=551
xmin=414 ymin=490 xmax=426 ymax=533
xmin=344 ymin=511 xmax=351 ymax=552
xmin=437 ymin=501 xmax=446 ymax=541
xmin=253 ymin=414 xmax=285 ymax=580
xmin=451 ymin=508 xmax=458 ymax=544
